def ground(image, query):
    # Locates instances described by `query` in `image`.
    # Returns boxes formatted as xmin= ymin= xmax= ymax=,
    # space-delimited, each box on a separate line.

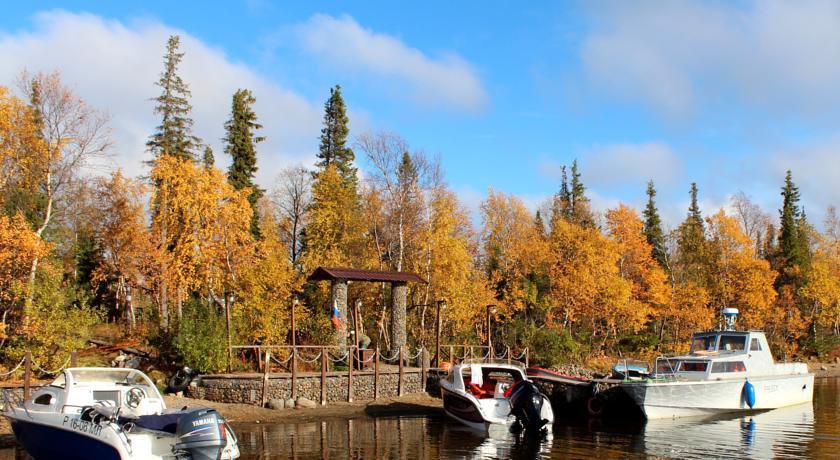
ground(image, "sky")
xmin=2 ymin=1 xmax=840 ymax=229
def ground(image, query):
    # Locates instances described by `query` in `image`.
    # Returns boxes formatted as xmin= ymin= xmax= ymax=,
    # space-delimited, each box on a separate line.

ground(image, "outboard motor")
xmin=508 ymin=380 xmax=549 ymax=433
xmin=173 ymin=408 xmax=231 ymax=460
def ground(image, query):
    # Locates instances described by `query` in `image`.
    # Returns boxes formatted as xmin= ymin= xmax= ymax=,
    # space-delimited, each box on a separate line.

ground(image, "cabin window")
xmin=679 ymin=361 xmax=708 ymax=372
xmin=750 ymin=338 xmax=762 ymax=351
xmin=719 ymin=335 xmax=746 ymax=351
xmin=691 ymin=336 xmax=717 ymax=352
xmin=711 ymin=361 xmax=747 ymax=373
xmin=656 ymin=360 xmax=680 ymax=374
xmin=33 ymin=393 xmax=54 ymax=405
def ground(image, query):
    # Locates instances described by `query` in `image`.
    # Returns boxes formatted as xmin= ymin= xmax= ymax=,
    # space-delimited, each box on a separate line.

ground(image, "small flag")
xmin=331 ymin=304 xmax=342 ymax=330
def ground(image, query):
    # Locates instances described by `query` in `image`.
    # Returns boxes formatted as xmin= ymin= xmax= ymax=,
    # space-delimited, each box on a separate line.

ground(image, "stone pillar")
xmin=331 ymin=279 xmax=348 ymax=353
xmin=390 ymin=282 xmax=407 ymax=353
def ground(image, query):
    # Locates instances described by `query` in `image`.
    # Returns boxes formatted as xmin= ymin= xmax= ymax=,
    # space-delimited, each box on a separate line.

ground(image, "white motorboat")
xmin=439 ymin=360 xmax=554 ymax=432
xmin=621 ymin=309 xmax=814 ymax=419
xmin=2 ymin=367 xmax=240 ymax=460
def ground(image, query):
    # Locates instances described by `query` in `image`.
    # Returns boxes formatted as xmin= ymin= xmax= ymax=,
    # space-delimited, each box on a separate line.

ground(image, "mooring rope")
xmin=0 ymin=357 xmax=26 ymax=377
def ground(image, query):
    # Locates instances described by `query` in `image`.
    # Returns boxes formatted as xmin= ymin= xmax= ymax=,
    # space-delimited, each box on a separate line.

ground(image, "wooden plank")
xmin=23 ymin=352 xmax=31 ymax=401
xmin=70 ymin=351 xmax=78 ymax=367
xmin=398 ymin=346 xmax=404 ymax=397
xmin=260 ymin=351 xmax=271 ymax=407
xmin=320 ymin=347 xmax=327 ymax=405
xmin=347 ymin=347 xmax=354 ymax=403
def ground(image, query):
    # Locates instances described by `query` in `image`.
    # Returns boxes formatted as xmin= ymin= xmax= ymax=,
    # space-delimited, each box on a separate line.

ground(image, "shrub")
xmin=173 ymin=299 xmax=228 ymax=373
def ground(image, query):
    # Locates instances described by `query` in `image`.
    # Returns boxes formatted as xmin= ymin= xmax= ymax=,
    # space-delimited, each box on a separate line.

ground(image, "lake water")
xmin=2 ymin=378 xmax=837 ymax=459
xmin=234 ymin=378 xmax=840 ymax=459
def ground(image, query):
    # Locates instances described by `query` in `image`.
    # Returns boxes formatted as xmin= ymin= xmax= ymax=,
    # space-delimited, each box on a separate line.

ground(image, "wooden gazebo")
xmin=308 ymin=267 xmax=425 ymax=353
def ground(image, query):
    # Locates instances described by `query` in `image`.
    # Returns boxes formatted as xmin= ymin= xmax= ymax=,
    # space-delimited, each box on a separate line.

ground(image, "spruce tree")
xmin=317 ymin=85 xmax=356 ymax=185
xmin=676 ymin=182 xmax=706 ymax=283
xmin=551 ymin=166 xmax=571 ymax=226
xmin=224 ymin=89 xmax=265 ymax=238
xmin=778 ymin=170 xmax=804 ymax=268
xmin=534 ymin=210 xmax=546 ymax=237
xmin=643 ymin=180 xmax=667 ymax=267
xmin=147 ymin=35 xmax=201 ymax=161
xmin=202 ymin=146 xmax=215 ymax=169
xmin=569 ymin=160 xmax=594 ymax=227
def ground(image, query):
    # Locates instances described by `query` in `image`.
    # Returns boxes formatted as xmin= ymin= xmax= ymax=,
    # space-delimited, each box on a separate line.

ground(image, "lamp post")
xmin=486 ymin=304 xmax=496 ymax=359
xmin=435 ymin=300 xmax=446 ymax=367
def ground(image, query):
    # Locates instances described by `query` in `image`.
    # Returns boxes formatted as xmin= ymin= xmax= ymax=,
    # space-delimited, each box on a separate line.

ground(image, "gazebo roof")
xmin=307 ymin=267 xmax=426 ymax=284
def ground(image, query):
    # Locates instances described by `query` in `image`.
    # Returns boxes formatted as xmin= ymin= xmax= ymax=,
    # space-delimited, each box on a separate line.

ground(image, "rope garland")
xmin=296 ymin=351 xmax=322 ymax=364
xmin=0 ymin=357 xmax=26 ymax=377
xmin=31 ymin=356 xmax=71 ymax=376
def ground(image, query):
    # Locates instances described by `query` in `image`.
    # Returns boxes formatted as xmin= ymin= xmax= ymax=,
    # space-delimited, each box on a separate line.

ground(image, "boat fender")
xmin=743 ymin=380 xmax=755 ymax=409
xmin=587 ymin=396 xmax=605 ymax=417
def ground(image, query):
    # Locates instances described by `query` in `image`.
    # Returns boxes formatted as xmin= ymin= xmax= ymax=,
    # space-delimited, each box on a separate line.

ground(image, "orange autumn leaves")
xmin=482 ymin=192 xmax=779 ymax=351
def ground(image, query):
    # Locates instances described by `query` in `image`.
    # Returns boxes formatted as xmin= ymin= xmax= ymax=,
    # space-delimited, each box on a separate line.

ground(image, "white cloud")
xmin=581 ymin=0 xmax=840 ymax=119
xmin=295 ymin=14 xmax=487 ymax=113
xmin=0 ymin=11 xmax=322 ymax=183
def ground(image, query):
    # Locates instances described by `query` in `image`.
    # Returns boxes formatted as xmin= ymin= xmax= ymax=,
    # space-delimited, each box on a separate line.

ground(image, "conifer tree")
xmin=643 ymin=180 xmax=667 ymax=268
xmin=676 ymin=182 xmax=706 ymax=284
xmin=224 ymin=89 xmax=265 ymax=237
xmin=550 ymin=166 xmax=571 ymax=227
xmin=147 ymin=35 xmax=201 ymax=161
xmin=202 ymin=146 xmax=214 ymax=169
xmin=569 ymin=160 xmax=594 ymax=227
xmin=534 ymin=210 xmax=546 ymax=238
xmin=317 ymin=85 xmax=356 ymax=185
xmin=778 ymin=170 xmax=808 ymax=271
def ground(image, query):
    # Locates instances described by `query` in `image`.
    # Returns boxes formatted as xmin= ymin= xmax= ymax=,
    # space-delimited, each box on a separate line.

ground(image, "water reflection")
xmin=2 ymin=380 xmax=838 ymax=459
xmin=235 ymin=380 xmax=840 ymax=459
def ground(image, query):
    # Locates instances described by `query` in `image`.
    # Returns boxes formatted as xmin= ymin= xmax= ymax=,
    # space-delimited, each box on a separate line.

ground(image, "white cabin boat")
xmin=2 ymin=367 xmax=240 ymax=460
xmin=439 ymin=360 xmax=554 ymax=432
xmin=621 ymin=309 xmax=814 ymax=419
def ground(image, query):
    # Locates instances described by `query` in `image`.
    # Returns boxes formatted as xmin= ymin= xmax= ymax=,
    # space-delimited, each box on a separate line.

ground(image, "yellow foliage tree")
xmin=547 ymin=217 xmax=637 ymax=350
xmin=801 ymin=236 xmax=840 ymax=333
xmin=705 ymin=210 xmax=777 ymax=329
xmin=235 ymin=215 xmax=302 ymax=345
xmin=0 ymin=213 xmax=51 ymax=339
xmin=480 ymin=189 xmax=547 ymax=314
xmin=150 ymin=155 xmax=253 ymax=326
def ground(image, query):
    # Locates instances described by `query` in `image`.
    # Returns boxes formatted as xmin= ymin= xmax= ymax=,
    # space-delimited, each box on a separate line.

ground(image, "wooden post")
xmin=525 ymin=348 xmax=530 ymax=368
xmin=420 ymin=348 xmax=427 ymax=393
xmin=398 ymin=346 xmax=404 ymax=397
xmin=374 ymin=347 xmax=380 ymax=399
xmin=261 ymin=351 xmax=271 ymax=407
xmin=449 ymin=345 xmax=454 ymax=364
xmin=320 ymin=347 xmax=327 ymax=405
xmin=347 ymin=347 xmax=354 ymax=403
xmin=506 ymin=346 xmax=511 ymax=365
xmin=435 ymin=301 xmax=444 ymax=367
xmin=70 ymin=351 xmax=78 ymax=367
xmin=225 ymin=291 xmax=232 ymax=372
xmin=23 ymin=352 xmax=31 ymax=400
xmin=291 ymin=348 xmax=298 ymax=399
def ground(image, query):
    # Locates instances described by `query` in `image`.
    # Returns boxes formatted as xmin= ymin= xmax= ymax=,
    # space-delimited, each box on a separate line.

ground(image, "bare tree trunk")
xmin=24 ymin=178 xmax=53 ymax=331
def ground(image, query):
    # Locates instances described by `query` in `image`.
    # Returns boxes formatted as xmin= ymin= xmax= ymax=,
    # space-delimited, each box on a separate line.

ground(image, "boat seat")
xmin=468 ymin=383 xmax=493 ymax=399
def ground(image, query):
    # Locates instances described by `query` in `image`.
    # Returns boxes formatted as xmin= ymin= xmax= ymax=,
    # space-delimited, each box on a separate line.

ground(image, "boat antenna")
xmin=721 ymin=308 xmax=739 ymax=331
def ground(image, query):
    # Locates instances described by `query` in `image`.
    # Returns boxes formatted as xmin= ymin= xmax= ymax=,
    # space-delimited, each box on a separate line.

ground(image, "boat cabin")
xmin=25 ymin=368 xmax=165 ymax=417
xmin=654 ymin=329 xmax=804 ymax=380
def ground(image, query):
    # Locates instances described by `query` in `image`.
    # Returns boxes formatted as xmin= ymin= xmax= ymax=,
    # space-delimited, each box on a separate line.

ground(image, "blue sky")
xmin=2 ymin=1 xmax=840 ymax=228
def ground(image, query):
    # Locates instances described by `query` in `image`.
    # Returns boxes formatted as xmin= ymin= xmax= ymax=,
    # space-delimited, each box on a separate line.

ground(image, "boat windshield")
xmin=66 ymin=369 xmax=147 ymax=386
xmin=718 ymin=334 xmax=747 ymax=352
xmin=691 ymin=335 xmax=717 ymax=352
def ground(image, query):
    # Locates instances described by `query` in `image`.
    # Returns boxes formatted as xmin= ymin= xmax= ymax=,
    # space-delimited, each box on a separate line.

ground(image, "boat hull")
xmin=440 ymin=387 xmax=490 ymax=431
xmin=10 ymin=416 xmax=123 ymax=460
xmin=622 ymin=373 xmax=814 ymax=419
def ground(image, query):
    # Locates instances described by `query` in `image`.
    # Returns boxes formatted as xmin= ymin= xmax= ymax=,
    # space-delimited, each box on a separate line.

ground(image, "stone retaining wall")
xmin=188 ymin=370 xmax=423 ymax=405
